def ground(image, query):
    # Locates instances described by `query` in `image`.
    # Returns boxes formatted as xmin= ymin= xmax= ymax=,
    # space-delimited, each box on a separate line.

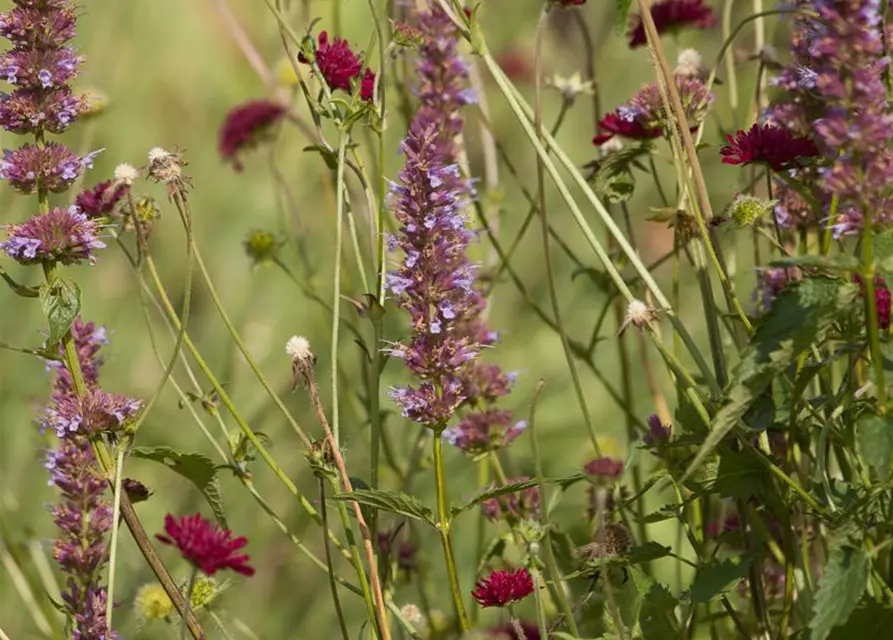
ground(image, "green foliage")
xmin=810 ymin=546 xmax=869 ymax=640
xmin=827 ymin=601 xmax=893 ymax=638
xmin=592 ymin=142 xmax=653 ymax=204
xmin=714 ymin=452 xmax=767 ymax=499
xmin=452 ymin=477 xmax=539 ymax=516
xmin=856 ymin=413 xmax=893 ymax=481
xmin=615 ymin=0 xmax=635 ymax=34
xmin=688 ymin=555 xmax=752 ymax=603
xmin=333 ymin=488 xmax=434 ymax=525
xmin=624 ymin=541 xmax=672 ymax=564
xmin=40 ymin=278 xmax=80 ymax=346
xmin=130 ymin=446 xmax=227 ymax=527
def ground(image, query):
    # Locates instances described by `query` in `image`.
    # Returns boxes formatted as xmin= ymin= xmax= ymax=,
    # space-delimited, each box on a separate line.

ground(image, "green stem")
xmin=332 ymin=134 xmax=348 ymax=443
xmin=862 ymin=201 xmax=888 ymax=412
xmin=320 ymin=479 xmax=351 ymax=640
xmin=105 ymin=446 xmax=126 ymax=631
xmin=180 ymin=567 xmax=198 ymax=640
xmin=433 ymin=433 xmax=470 ymax=631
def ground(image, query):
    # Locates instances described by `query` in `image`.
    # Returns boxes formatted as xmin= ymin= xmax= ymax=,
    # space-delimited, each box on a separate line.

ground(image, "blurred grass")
xmin=0 ymin=0 xmax=776 ymax=636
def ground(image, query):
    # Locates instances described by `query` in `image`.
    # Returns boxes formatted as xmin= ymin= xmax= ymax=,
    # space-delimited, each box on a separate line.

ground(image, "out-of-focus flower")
xmin=471 ymin=569 xmax=534 ymax=607
xmin=393 ymin=23 xmax=425 ymax=49
xmin=218 ymin=100 xmax=286 ymax=172
xmin=549 ymin=71 xmax=595 ymax=103
xmin=577 ymin=522 xmax=633 ymax=561
xmin=480 ymin=477 xmax=541 ymax=523
xmin=243 ymin=228 xmax=280 ymax=265
xmin=627 ymin=0 xmax=716 ymax=48
xmin=583 ymin=456 xmax=625 ymax=482
xmin=134 ymin=583 xmax=173 ymax=621
xmin=496 ymin=48 xmax=534 ymax=83
xmin=620 ymin=298 xmax=659 ymax=333
xmin=756 ymin=267 xmax=792 ymax=310
xmin=75 ymin=180 xmax=126 ymax=218
xmin=854 ymin=274 xmax=892 ymax=331
xmin=643 ymin=414 xmax=671 ymax=447
xmin=183 ymin=574 xmax=225 ymax=610
xmin=487 ymin=622 xmax=542 ymax=640
xmin=593 ymin=111 xmax=661 ymax=146
xmin=553 ymin=0 xmax=587 ymax=5
xmin=156 ymin=513 xmax=255 ymax=577
xmin=1 ymin=206 xmax=105 ymax=265
xmin=442 ymin=410 xmax=527 ymax=456
xmin=0 ymin=142 xmax=100 ymax=194
xmin=720 ymin=123 xmax=819 ymax=171
xmin=377 ymin=530 xmax=418 ymax=574
xmin=299 ymin=30 xmax=363 ymax=92
xmin=360 ymin=68 xmax=376 ymax=102
xmin=77 ymin=87 xmax=108 ymax=118
xmin=114 ymin=163 xmax=139 ymax=186
xmin=674 ymin=48 xmax=712 ymax=81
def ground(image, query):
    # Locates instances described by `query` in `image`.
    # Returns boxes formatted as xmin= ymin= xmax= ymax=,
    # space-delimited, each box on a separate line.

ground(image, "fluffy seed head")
xmin=286 ymin=335 xmax=313 ymax=362
xmin=114 ymin=163 xmax=138 ymax=185
xmin=675 ymin=48 xmax=703 ymax=78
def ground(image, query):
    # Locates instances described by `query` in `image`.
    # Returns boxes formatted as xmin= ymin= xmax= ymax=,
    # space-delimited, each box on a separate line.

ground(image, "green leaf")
xmin=827 ymin=601 xmax=893 ymax=638
xmin=810 ymin=546 xmax=869 ymax=640
xmin=334 ymin=488 xmax=434 ymax=525
xmin=625 ymin=541 xmax=672 ymax=564
xmin=615 ymin=0 xmax=634 ymax=35
xmin=857 ymin=414 xmax=893 ymax=481
xmin=629 ymin=567 xmax=680 ymax=639
xmin=874 ymin=228 xmax=893 ymax=281
xmin=130 ymin=446 xmax=227 ymax=527
xmin=769 ymin=255 xmax=860 ymax=272
xmin=688 ymin=556 xmax=752 ymax=603
xmin=40 ymin=278 xmax=81 ymax=345
xmin=452 ymin=478 xmax=539 ymax=517
xmin=714 ymin=452 xmax=767 ymax=499
xmin=682 ymin=277 xmax=856 ymax=485
xmin=593 ymin=141 xmax=652 ymax=204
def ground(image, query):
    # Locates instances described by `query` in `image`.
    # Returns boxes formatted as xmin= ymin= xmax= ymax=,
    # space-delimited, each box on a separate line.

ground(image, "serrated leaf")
xmin=593 ymin=141 xmax=652 ymax=204
xmin=682 ymin=277 xmax=856 ymax=485
xmin=334 ymin=488 xmax=434 ymax=525
xmin=625 ymin=541 xmax=672 ymax=564
xmin=628 ymin=566 xmax=680 ymax=639
xmin=616 ymin=0 xmax=634 ymax=35
xmin=810 ymin=546 xmax=869 ymax=640
xmin=857 ymin=414 xmax=893 ymax=481
xmin=453 ymin=478 xmax=539 ymax=517
xmin=40 ymin=279 xmax=81 ymax=345
xmin=130 ymin=446 xmax=227 ymax=527
xmin=714 ymin=452 xmax=767 ymax=499
xmin=827 ymin=601 xmax=893 ymax=638
xmin=689 ymin=556 xmax=752 ymax=603
xmin=477 ymin=534 xmax=511 ymax=574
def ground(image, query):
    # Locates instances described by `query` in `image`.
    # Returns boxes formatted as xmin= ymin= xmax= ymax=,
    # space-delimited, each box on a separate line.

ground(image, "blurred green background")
xmin=0 ymin=0 xmax=774 ymax=637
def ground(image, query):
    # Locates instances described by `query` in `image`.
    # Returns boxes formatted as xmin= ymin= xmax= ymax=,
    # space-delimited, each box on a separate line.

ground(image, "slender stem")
xmin=105 ymin=446 xmax=126 ymax=631
xmin=433 ymin=433 xmax=470 ymax=631
xmin=180 ymin=567 xmax=199 ymax=640
xmin=320 ymin=479 xmax=351 ymax=640
xmin=862 ymin=201 xmax=888 ymax=412
xmin=332 ymin=134 xmax=348 ymax=443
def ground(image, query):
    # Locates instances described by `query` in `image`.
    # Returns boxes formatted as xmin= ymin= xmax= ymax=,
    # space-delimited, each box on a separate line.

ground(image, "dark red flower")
xmin=300 ymin=31 xmax=362 ymax=92
xmin=583 ymin=456 xmax=625 ymax=481
xmin=556 ymin=0 xmax=587 ymax=4
xmin=719 ymin=123 xmax=819 ymax=171
xmin=496 ymin=48 xmax=534 ymax=82
xmin=593 ymin=111 xmax=662 ymax=146
xmin=854 ymin=274 xmax=892 ymax=331
xmin=218 ymin=100 xmax=285 ymax=172
xmin=472 ymin=568 xmax=534 ymax=608
xmin=360 ymin=68 xmax=376 ymax=102
xmin=75 ymin=181 xmax=126 ymax=218
xmin=627 ymin=0 xmax=716 ymax=48
xmin=156 ymin=513 xmax=255 ymax=577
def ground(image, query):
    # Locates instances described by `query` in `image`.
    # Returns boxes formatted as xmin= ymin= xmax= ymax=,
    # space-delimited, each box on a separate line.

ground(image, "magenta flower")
xmin=47 ymin=317 xmax=108 ymax=393
xmin=643 ymin=414 xmax=671 ymax=447
xmin=0 ymin=142 xmax=100 ymax=194
xmin=854 ymin=275 xmax=892 ymax=331
xmin=720 ymin=124 xmax=819 ymax=171
xmin=487 ymin=622 xmax=542 ymax=640
xmin=75 ymin=180 xmax=126 ymax=218
xmin=218 ymin=99 xmax=286 ymax=171
xmin=593 ymin=111 xmax=662 ymax=146
xmin=300 ymin=30 xmax=362 ymax=92
xmin=628 ymin=0 xmax=716 ymax=48
xmin=584 ymin=456 xmax=625 ymax=481
xmin=442 ymin=410 xmax=527 ymax=456
xmin=360 ymin=68 xmax=376 ymax=102
xmin=472 ymin=569 xmax=534 ymax=608
xmin=157 ymin=513 xmax=255 ymax=577
xmin=1 ymin=206 xmax=105 ymax=265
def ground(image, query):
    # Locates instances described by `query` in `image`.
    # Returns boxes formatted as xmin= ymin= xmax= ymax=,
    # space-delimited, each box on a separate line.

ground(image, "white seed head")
xmin=621 ymin=299 xmax=657 ymax=333
xmin=114 ymin=163 xmax=139 ymax=185
xmin=675 ymin=48 xmax=703 ymax=78
xmin=147 ymin=147 xmax=170 ymax=163
xmin=286 ymin=335 xmax=313 ymax=361
xmin=599 ymin=135 xmax=625 ymax=157
xmin=399 ymin=603 xmax=424 ymax=627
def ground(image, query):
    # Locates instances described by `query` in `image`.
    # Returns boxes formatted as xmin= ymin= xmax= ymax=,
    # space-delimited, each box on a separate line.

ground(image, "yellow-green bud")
xmin=134 ymin=583 xmax=173 ymax=621
xmin=243 ymin=229 xmax=280 ymax=265
xmin=730 ymin=194 xmax=777 ymax=227
xmin=78 ymin=88 xmax=110 ymax=119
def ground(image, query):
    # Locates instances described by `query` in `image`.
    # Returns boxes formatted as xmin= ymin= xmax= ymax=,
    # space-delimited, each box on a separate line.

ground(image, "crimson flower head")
xmin=593 ymin=111 xmax=662 ymax=146
xmin=300 ymin=30 xmax=362 ymax=92
xmin=472 ymin=568 xmax=534 ymax=607
xmin=156 ymin=513 xmax=255 ymax=577
xmin=76 ymin=180 xmax=126 ymax=218
xmin=360 ymin=68 xmax=376 ymax=102
xmin=583 ymin=456 xmax=624 ymax=481
xmin=218 ymin=99 xmax=286 ymax=171
xmin=720 ymin=123 xmax=819 ymax=171
xmin=854 ymin=274 xmax=892 ymax=331
xmin=628 ymin=0 xmax=716 ymax=48
xmin=553 ymin=0 xmax=587 ymax=5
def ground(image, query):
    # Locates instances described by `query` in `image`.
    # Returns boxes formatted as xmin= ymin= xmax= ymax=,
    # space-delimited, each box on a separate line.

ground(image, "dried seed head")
xmin=675 ymin=48 xmax=704 ymax=79
xmin=286 ymin=335 xmax=313 ymax=362
xmin=399 ymin=603 xmax=424 ymax=627
xmin=620 ymin=299 xmax=659 ymax=333
xmin=114 ymin=163 xmax=139 ymax=186
xmin=577 ymin=522 xmax=633 ymax=560
xmin=147 ymin=147 xmax=170 ymax=163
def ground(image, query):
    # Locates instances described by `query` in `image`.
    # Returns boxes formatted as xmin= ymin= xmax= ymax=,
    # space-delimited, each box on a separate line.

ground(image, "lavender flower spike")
xmin=387 ymin=121 xmax=480 ymax=427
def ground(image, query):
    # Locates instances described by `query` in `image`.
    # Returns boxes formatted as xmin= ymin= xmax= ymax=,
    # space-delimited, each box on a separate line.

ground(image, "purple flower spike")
xmin=0 ymin=45 xmax=81 ymax=89
xmin=0 ymin=5 xmax=78 ymax=48
xmin=1 ymin=206 xmax=105 ymax=265
xmin=442 ymin=410 xmax=527 ymax=456
xmin=0 ymin=87 xmax=85 ymax=134
xmin=0 ymin=142 xmax=100 ymax=194
xmin=43 ymin=387 xmax=141 ymax=438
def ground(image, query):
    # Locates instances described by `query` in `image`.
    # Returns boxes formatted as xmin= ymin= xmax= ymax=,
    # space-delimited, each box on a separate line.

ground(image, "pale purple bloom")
xmin=0 ymin=143 xmax=100 ymax=194
xmin=442 ymin=410 xmax=528 ymax=456
xmin=481 ymin=477 xmax=541 ymax=523
xmin=1 ymin=206 xmax=105 ymax=265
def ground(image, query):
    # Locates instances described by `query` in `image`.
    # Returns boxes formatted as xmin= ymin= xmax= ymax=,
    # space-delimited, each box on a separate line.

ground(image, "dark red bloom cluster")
xmin=300 ymin=31 xmax=375 ymax=101
xmin=156 ymin=513 xmax=255 ymax=577
xmin=218 ymin=99 xmax=286 ymax=171
xmin=593 ymin=112 xmax=662 ymax=146
xmin=75 ymin=180 xmax=126 ymax=218
xmin=584 ymin=456 xmax=625 ymax=481
xmin=720 ymin=123 xmax=819 ymax=171
xmin=471 ymin=568 xmax=534 ymax=607
xmin=627 ymin=0 xmax=716 ymax=48
xmin=854 ymin=274 xmax=892 ymax=331
xmin=488 ymin=622 xmax=542 ymax=640
xmin=554 ymin=0 xmax=586 ymax=5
